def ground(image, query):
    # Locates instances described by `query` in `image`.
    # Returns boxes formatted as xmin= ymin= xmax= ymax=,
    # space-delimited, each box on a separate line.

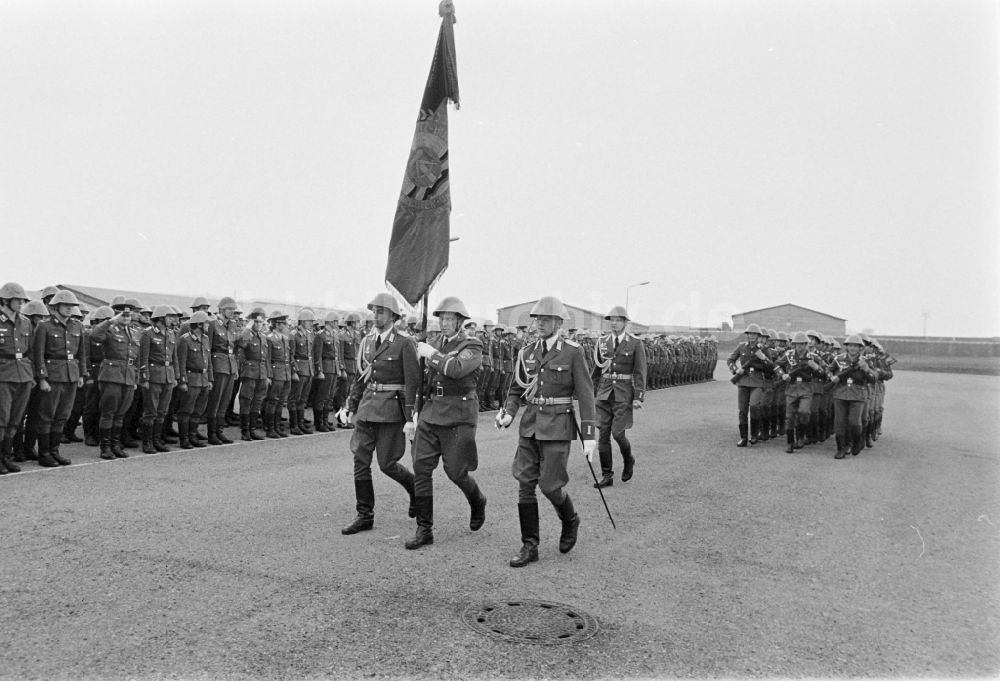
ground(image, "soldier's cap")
xmin=217 ymin=296 xmax=237 ymax=311
xmin=268 ymin=310 xmax=289 ymax=322
xmin=41 ymin=285 xmax=61 ymax=299
xmin=110 ymin=295 xmax=128 ymax=311
xmin=189 ymin=310 xmax=210 ymax=325
xmin=151 ymin=304 xmax=175 ymax=320
xmin=191 ymin=296 xmax=210 ymax=310
xmin=50 ymin=290 xmax=81 ymax=307
xmin=91 ymin=305 xmax=114 ymax=321
xmin=124 ymin=297 xmax=143 ymax=311
xmin=250 ymin=307 xmax=267 ymax=319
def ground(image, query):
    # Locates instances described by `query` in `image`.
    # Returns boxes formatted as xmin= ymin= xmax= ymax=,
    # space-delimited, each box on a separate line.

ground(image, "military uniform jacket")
xmin=139 ymin=325 xmax=178 ymax=385
xmin=503 ymin=337 xmax=596 ymax=441
xmin=266 ymin=331 xmax=294 ymax=381
xmin=313 ymin=327 xmax=342 ymax=375
xmin=288 ymin=326 xmax=314 ymax=377
xmin=236 ymin=328 xmax=271 ymax=379
xmin=594 ymin=332 xmax=647 ymax=403
xmin=0 ymin=306 xmax=35 ymax=383
xmin=340 ymin=328 xmax=359 ymax=374
xmin=727 ymin=341 xmax=772 ymax=388
xmin=829 ymin=353 xmax=875 ymax=402
xmin=84 ymin=326 xmax=103 ymax=379
xmin=207 ymin=318 xmax=239 ymax=375
xmin=348 ymin=330 xmax=419 ymax=423
xmin=479 ymin=332 xmax=493 ymax=370
xmin=774 ymin=348 xmax=823 ymax=397
xmin=34 ymin=315 xmax=87 ymax=383
xmin=421 ymin=332 xmax=483 ymax=427
xmin=177 ymin=331 xmax=213 ymax=387
xmin=92 ymin=318 xmax=140 ymax=386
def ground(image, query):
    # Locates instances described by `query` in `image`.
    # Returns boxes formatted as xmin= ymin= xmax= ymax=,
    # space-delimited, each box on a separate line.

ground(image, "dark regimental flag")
xmin=385 ymin=5 xmax=459 ymax=307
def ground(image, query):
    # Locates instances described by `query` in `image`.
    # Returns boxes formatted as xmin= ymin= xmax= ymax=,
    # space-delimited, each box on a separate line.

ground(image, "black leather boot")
xmin=207 ymin=417 xmax=223 ymax=446
xmin=314 ymin=409 xmax=331 ymax=432
xmin=736 ymin=423 xmax=749 ymax=447
xmin=288 ymin=409 xmax=303 ymax=436
xmin=178 ymin=418 xmax=194 ymax=450
xmin=36 ymin=432 xmax=59 ymax=468
xmin=621 ymin=447 xmax=635 ymax=482
xmin=240 ymin=414 xmax=252 ymax=441
xmin=342 ymin=480 xmax=376 ymax=535
xmin=152 ymin=419 xmax=171 ymax=452
xmin=1 ymin=437 xmax=20 ymax=473
xmin=250 ymin=413 xmax=266 ymax=440
xmin=785 ymin=428 xmax=795 ymax=454
xmin=141 ymin=420 xmax=157 ymax=454
xmin=111 ymin=426 xmax=128 ymax=458
xmin=509 ymin=502 xmax=540 ymax=567
xmin=758 ymin=416 xmax=770 ymax=441
xmin=217 ymin=417 xmax=233 ymax=444
xmin=298 ymin=409 xmax=313 ymax=434
xmin=555 ymin=495 xmax=580 ymax=554
xmin=834 ymin=435 xmax=847 ymax=459
xmin=99 ymin=428 xmax=115 ymax=459
xmin=404 ymin=496 xmax=434 ymax=549
xmin=265 ymin=410 xmax=280 ymax=439
xmin=749 ymin=418 xmax=759 ymax=445
xmin=467 ymin=487 xmax=487 ymax=531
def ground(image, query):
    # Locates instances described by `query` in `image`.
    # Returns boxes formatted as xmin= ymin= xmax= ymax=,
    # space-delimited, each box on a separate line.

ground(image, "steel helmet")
xmin=49 ymin=290 xmax=81 ymax=306
xmin=189 ymin=311 xmax=210 ymax=325
xmin=0 ymin=282 xmax=30 ymax=301
xmin=366 ymin=292 xmax=401 ymax=317
xmin=766 ymin=328 xmax=778 ymax=339
xmin=791 ymin=331 xmax=808 ymax=344
xmin=482 ymin=320 xmax=495 ymax=328
xmin=805 ymin=329 xmax=820 ymax=340
xmin=604 ymin=305 xmax=629 ymax=321
xmin=871 ymin=339 xmax=883 ymax=351
xmin=758 ymin=327 xmax=771 ymax=338
xmin=858 ymin=332 xmax=871 ymax=345
xmin=324 ymin=311 xmax=341 ymax=324
xmin=297 ymin=308 xmax=316 ymax=322
xmin=168 ymin=304 xmax=183 ymax=315
xmin=831 ymin=339 xmax=842 ymax=350
xmin=41 ymin=285 xmax=61 ymax=299
xmin=22 ymin=300 xmax=49 ymax=316
xmin=250 ymin=306 xmax=267 ymax=319
xmin=433 ymin=296 xmax=470 ymax=319
xmin=124 ymin=298 xmax=143 ymax=311
xmin=191 ymin=296 xmax=210 ymax=309
xmin=218 ymin=296 xmax=237 ymax=311
xmin=362 ymin=311 xmax=375 ymax=322
xmin=344 ymin=312 xmax=362 ymax=324
xmin=151 ymin=304 xmax=174 ymax=319
xmin=743 ymin=323 xmax=761 ymax=335
xmin=529 ymin=296 xmax=569 ymax=320
xmin=844 ymin=334 xmax=863 ymax=346
xmin=268 ymin=310 xmax=289 ymax=322
xmin=463 ymin=319 xmax=477 ymax=329
xmin=109 ymin=295 xmax=127 ymax=310
xmin=776 ymin=331 xmax=789 ymax=342
xmin=91 ymin=305 xmax=114 ymax=321
xmin=69 ymin=306 xmax=84 ymax=318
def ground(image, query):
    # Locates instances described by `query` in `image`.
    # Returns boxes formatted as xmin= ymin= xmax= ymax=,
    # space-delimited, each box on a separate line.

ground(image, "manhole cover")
xmin=462 ymin=599 xmax=599 ymax=645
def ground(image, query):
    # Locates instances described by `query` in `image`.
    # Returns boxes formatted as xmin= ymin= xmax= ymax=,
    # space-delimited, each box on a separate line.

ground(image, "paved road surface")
xmin=2 ymin=369 xmax=998 ymax=679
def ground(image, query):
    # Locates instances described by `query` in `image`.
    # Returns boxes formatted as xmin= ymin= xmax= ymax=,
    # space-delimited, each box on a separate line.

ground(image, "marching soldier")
xmin=236 ymin=307 xmax=271 ymax=441
xmin=312 ymin=311 xmax=344 ymax=433
xmin=341 ymin=293 xmax=420 ymax=536
xmin=176 ymin=310 xmax=214 ymax=449
xmin=828 ymin=335 xmax=877 ymax=459
xmin=91 ymin=299 xmax=141 ymax=459
xmin=33 ymin=289 xmax=88 ymax=467
xmin=138 ymin=305 xmax=179 ymax=453
xmin=263 ymin=310 xmax=294 ymax=439
xmin=405 ymin=297 xmax=487 ymax=550
xmin=205 ymin=297 xmax=240 ymax=446
xmin=592 ymin=306 xmax=647 ymax=487
xmin=0 ymin=283 xmax=35 ymax=474
xmin=495 ymin=296 xmax=596 ymax=568
xmin=726 ymin=323 xmax=773 ymax=446
xmin=287 ymin=309 xmax=316 ymax=435
xmin=774 ymin=332 xmax=825 ymax=453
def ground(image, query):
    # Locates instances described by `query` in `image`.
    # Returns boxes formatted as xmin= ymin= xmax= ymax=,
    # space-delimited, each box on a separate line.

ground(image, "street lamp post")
xmin=625 ymin=281 xmax=650 ymax=318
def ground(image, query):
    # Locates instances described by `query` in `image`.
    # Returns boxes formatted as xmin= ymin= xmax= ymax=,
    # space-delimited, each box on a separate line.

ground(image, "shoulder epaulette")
xmin=565 ymin=339 xmax=580 ymax=347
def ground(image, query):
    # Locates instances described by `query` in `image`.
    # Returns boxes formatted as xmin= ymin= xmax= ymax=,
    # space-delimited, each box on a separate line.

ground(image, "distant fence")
xmin=879 ymin=337 xmax=1000 ymax=358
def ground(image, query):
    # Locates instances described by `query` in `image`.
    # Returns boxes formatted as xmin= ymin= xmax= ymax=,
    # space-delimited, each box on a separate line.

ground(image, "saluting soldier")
xmin=726 ymin=323 xmax=773 ymax=447
xmin=287 ymin=309 xmax=316 ymax=435
xmin=138 ymin=305 xmax=180 ymax=453
xmin=341 ymin=293 xmax=420 ymax=536
xmin=592 ymin=306 xmax=647 ymax=487
xmin=176 ymin=310 xmax=214 ymax=450
xmin=32 ymin=290 xmax=88 ymax=467
xmin=236 ymin=307 xmax=271 ymax=441
xmin=312 ymin=311 xmax=344 ymax=433
xmin=205 ymin=297 xmax=240 ymax=446
xmin=495 ymin=296 xmax=597 ymax=568
xmin=0 ymin=283 xmax=35 ymax=474
xmin=91 ymin=299 xmax=141 ymax=459
xmin=263 ymin=310 xmax=294 ymax=439
xmin=405 ymin=297 xmax=487 ymax=550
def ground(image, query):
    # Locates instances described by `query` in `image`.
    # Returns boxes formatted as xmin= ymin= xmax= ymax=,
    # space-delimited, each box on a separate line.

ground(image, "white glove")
xmin=582 ymin=439 xmax=597 ymax=462
xmin=495 ymin=410 xmax=513 ymax=430
xmin=416 ymin=342 xmax=436 ymax=360
xmin=403 ymin=419 xmax=416 ymax=441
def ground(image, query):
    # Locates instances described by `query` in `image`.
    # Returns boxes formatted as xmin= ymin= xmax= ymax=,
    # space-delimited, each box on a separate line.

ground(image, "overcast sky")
xmin=2 ymin=0 xmax=997 ymax=336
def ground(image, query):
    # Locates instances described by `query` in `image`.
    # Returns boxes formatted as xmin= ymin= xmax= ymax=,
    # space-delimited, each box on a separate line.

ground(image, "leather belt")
xmin=212 ymin=350 xmax=234 ymax=355
xmin=430 ymin=385 xmax=476 ymax=398
xmin=607 ymin=373 xmax=632 ymax=381
xmin=368 ymin=383 xmax=405 ymax=392
xmin=528 ymin=396 xmax=573 ymax=406
xmin=0 ymin=353 xmax=24 ymax=359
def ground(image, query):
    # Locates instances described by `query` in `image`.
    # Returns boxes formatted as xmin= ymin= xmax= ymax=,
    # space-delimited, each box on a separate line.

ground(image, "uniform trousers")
xmin=178 ymin=385 xmax=209 ymax=421
xmin=288 ymin=374 xmax=312 ymax=412
xmin=0 ymin=381 xmax=32 ymax=439
xmin=784 ymin=383 xmax=813 ymax=426
xmin=37 ymin=382 xmax=78 ymax=435
xmin=98 ymin=382 xmax=136 ymax=429
xmin=833 ymin=398 xmax=865 ymax=448
xmin=82 ymin=380 xmax=101 ymax=426
xmin=264 ymin=379 xmax=291 ymax=420
xmin=312 ymin=374 xmax=336 ymax=412
xmin=412 ymin=421 xmax=479 ymax=497
xmin=596 ymin=393 xmax=633 ymax=475
xmin=736 ymin=385 xmax=765 ymax=424
xmin=512 ymin=436 xmax=570 ymax=505
xmin=350 ymin=419 xmax=411 ymax=484
xmin=239 ymin=378 xmax=269 ymax=415
xmin=141 ymin=383 xmax=174 ymax=424
xmin=207 ymin=372 xmax=235 ymax=421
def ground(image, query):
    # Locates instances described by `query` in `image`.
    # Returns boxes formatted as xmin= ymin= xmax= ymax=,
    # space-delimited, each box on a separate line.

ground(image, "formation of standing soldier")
xmin=727 ymin=324 xmax=895 ymax=458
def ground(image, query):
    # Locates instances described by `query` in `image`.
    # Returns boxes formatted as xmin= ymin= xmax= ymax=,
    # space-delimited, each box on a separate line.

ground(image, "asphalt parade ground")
xmin=2 ymin=368 xmax=999 ymax=680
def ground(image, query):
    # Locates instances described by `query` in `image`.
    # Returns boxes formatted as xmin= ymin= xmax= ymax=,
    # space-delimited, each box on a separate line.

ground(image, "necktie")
xmin=374 ymin=335 xmax=382 ymax=352
xmin=614 ymin=336 xmax=620 ymax=353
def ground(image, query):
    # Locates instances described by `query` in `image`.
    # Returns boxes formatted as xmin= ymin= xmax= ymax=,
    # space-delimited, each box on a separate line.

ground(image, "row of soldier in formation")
xmin=462 ymin=322 xmax=718 ymax=412
xmin=726 ymin=324 xmax=896 ymax=459
xmin=0 ymin=283 xmax=384 ymax=473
